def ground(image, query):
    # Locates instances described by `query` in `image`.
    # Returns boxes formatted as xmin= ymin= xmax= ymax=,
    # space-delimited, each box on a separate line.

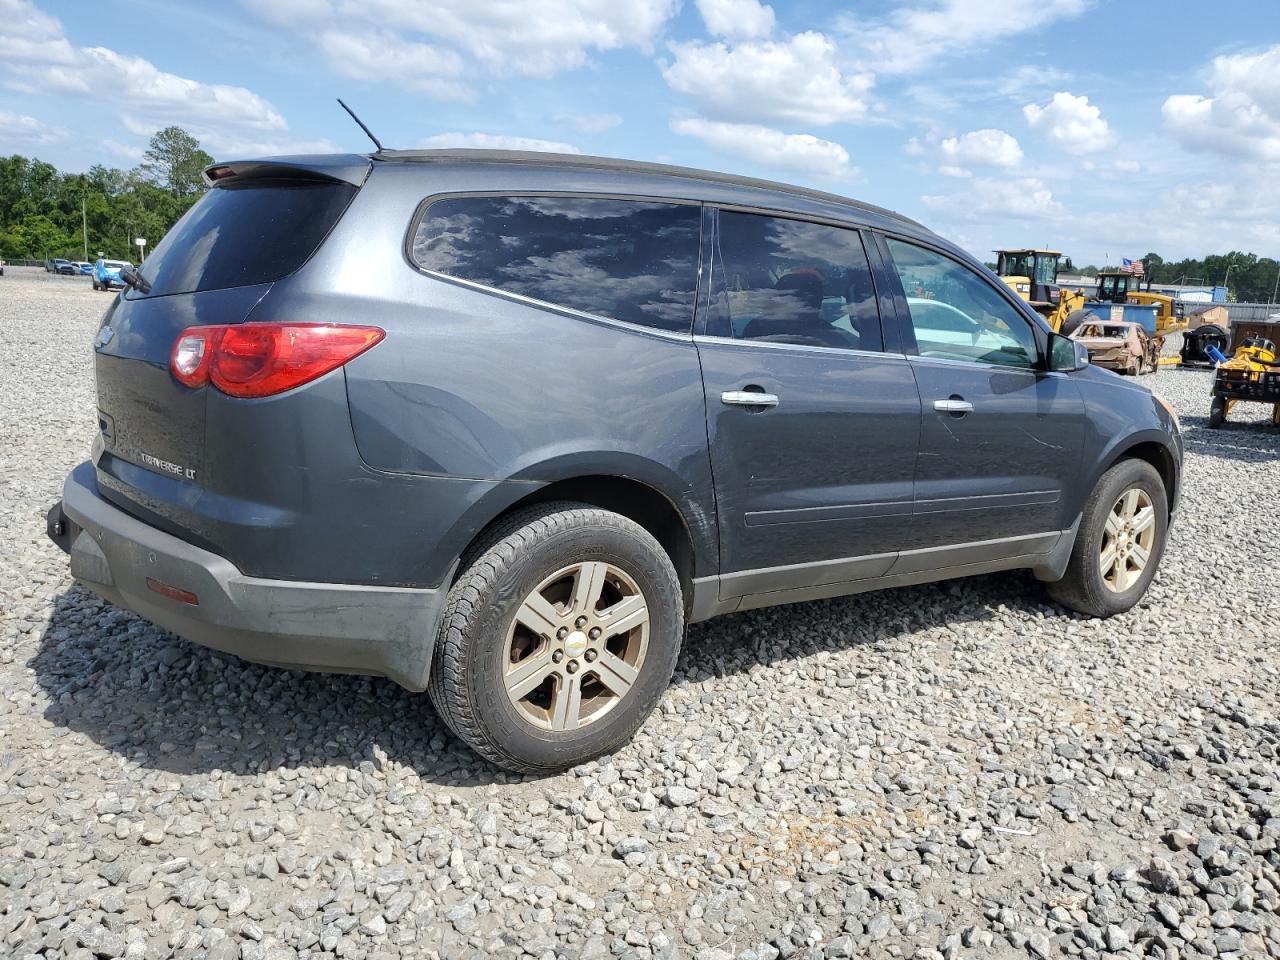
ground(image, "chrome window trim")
xmin=693 ymin=333 xmax=907 ymax=361
xmin=907 ymin=353 xmax=1040 ymax=375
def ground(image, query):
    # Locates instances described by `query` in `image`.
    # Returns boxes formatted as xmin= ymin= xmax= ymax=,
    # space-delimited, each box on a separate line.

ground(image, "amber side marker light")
xmin=146 ymin=577 xmax=199 ymax=606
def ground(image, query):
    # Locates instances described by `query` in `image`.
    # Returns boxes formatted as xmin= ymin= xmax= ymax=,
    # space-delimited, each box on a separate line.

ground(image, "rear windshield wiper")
xmin=119 ymin=264 xmax=151 ymax=295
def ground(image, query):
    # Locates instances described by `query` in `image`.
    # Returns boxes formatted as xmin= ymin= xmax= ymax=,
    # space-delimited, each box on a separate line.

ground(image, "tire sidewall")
xmin=463 ymin=520 xmax=682 ymax=770
xmin=1076 ymin=460 xmax=1168 ymax=615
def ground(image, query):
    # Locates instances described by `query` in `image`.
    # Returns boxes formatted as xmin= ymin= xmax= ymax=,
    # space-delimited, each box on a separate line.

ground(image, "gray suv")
xmin=48 ymin=150 xmax=1182 ymax=773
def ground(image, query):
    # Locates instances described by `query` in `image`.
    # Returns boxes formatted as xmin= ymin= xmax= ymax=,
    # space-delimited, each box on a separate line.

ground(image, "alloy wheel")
xmin=503 ymin=561 xmax=649 ymax=731
xmin=1099 ymin=487 xmax=1156 ymax=592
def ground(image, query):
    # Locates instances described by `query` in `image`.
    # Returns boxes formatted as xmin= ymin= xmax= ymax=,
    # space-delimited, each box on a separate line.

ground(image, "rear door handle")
xmin=721 ymin=390 xmax=779 ymax=408
xmin=933 ymin=398 xmax=973 ymax=414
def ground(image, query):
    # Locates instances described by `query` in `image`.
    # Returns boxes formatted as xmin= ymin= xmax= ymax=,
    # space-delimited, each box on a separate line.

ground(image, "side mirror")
xmin=1049 ymin=332 xmax=1089 ymax=372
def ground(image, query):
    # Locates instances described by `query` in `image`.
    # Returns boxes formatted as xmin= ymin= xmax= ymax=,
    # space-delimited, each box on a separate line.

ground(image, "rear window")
xmin=410 ymin=195 xmax=702 ymax=333
xmin=137 ymin=179 xmax=356 ymax=297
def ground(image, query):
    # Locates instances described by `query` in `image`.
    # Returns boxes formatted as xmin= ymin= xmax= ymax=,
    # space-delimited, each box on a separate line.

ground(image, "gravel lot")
xmin=2 ymin=263 xmax=1279 ymax=960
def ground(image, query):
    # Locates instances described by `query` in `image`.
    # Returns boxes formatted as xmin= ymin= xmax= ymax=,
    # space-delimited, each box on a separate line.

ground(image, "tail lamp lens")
xmin=169 ymin=323 xmax=384 ymax=398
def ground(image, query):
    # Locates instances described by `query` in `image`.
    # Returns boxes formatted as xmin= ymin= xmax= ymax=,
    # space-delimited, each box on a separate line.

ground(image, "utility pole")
xmin=1272 ymin=261 xmax=1279 ymax=306
xmin=82 ymin=196 xmax=88 ymax=262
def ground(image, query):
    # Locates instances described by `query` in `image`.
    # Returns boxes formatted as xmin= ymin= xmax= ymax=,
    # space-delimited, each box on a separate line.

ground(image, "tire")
xmin=1046 ymin=459 xmax=1168 ymax=618
xmin=92 ymin=280 xmax=99 ymax=291
xmin=428 ymin=502 xmax=684 ymax=774
xmin=1208 ymin=396 xmax=1227 ymax=428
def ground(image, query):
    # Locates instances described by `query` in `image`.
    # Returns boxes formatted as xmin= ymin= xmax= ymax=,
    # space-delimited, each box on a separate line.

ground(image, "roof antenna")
xmin=337 ymin=98 xmax=385 ymax=152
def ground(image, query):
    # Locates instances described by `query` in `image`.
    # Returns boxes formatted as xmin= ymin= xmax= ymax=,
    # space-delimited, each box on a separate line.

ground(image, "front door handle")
xmin=722 ymin=389 xmax=779 ymax=408
xmin=933 ymin=398 xmax=974 ymax=414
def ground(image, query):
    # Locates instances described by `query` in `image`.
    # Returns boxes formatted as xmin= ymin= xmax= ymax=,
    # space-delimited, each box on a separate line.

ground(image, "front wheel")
xmin=1046 ymin=459 xmax=1168 ymax=618
xmin=428 ymin=502 xmax=684 ymax=774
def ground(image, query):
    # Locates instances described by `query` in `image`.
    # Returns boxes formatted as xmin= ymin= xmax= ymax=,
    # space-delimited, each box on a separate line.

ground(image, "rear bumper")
xmin=49 ymin=461 xmax=448 ymax=691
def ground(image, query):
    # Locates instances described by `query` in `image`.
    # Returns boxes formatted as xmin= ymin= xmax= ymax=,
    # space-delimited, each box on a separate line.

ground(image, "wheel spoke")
xmin=515 ymin=592 xmax=562 ymax=640
xmin=1121 ymin=488 xmax=1140 ymax=519
xmin=1105 ymin=511 xmax=1123 ymax=537
xmin=598 ymin=594 xmax=648 ymax=639
xmin=1130 ymin=540 xmax=1150 ymax=571
xmin=1132 ymin=505 xmax=1156 ymax=535
xmin=505 ymin=648 xmax=555 ymax=700
xmin=1099 ymin=544 xmax=1118 ymax=578
xmin=550 ymin=673 xmax=582 ymax=731
xmin=592 ymin=651 xmax=638 ymax=697
xmin=570 ymin=562 xmax=609 ymax=616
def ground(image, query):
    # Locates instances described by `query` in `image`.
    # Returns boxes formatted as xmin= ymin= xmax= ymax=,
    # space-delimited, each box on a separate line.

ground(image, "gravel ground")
xmin=2 ymin=263 xmax=1279 ymax=960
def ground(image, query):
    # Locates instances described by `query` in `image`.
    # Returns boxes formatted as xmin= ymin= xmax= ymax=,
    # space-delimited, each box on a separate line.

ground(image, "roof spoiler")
xmin=202 ymin=155 xmax=372 ymax=188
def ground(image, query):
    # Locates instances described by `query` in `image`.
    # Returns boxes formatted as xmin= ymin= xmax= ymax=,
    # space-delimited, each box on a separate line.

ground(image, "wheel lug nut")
xmin=556 ymin=627 xmax=568 ymax=640
xmin=575 ymin=616 xmax=587 ymax=628
xmin=584 ymin=649 xmax=597 ymax=662
xmin=588 ymin=627 xmax=601 ymax=640
xmin=566 ymin=660 xmax=579 ymax=674
xmin=552 ymin=650 xmax=564 ymax=663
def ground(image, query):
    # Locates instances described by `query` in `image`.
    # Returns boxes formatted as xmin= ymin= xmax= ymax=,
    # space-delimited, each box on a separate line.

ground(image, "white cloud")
xmin=671 ymin=117 xmax=852 ymax=179
xmin=417 ymin=132 xmax=580 ymax=154
xmin=1023 ymin=92 xmax=1113 ymax=154
xmin=842 ymin=0 xmax=1092 ymax=76
xmin=0 ymin=0 xmax=284 ymax=132
xmin=556 ymin=113 xmax=623 ymax=134
xmin=316 ymin=30 xmax=470 ymax=100
xmin=922 ymin=177 xmax=1063 ymax=219
xmin=249 ymin=0 xmax=677 ymax=89
xmin=939 ymin=128 xmax=1023 ymax=169
xmin=694 ymin=0 xmax=775 ymax=40
xmin=663 ymin=33 xmax=873 ymax=126
xmin=1162 ymin=44 xmax=1280 ymax=162
xmin=0 ymin=110 xmax=66 ymax=145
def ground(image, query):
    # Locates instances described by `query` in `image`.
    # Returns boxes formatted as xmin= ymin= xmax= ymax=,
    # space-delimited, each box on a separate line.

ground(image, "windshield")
xmin=137 ymin=178 xmax=356 ymax=297
xmin=1033 ymin=255 xmax=1058 ymax=285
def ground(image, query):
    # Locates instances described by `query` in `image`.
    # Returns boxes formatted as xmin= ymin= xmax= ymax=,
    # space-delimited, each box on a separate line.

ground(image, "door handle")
xmin=721 ymin=390 xmax=779 ymax=408
xmin=933 ymin=398 xmax=973 ymax=414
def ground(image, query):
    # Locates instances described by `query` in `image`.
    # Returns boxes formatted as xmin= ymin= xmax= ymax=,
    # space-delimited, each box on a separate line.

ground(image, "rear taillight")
xmin=169 ymin=323 xmax=384 ymax=398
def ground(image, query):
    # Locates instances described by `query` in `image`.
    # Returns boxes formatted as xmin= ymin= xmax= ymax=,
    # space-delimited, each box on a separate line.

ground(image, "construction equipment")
xmin=994 ymin=248 xmax=1062 ymax=307
xmin=1208 ymin=335 xmax=1280 ymax=428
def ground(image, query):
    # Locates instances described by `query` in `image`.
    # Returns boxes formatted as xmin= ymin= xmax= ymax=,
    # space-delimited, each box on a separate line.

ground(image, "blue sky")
xmin=2 ymin=0 xmax=1278 ymax=266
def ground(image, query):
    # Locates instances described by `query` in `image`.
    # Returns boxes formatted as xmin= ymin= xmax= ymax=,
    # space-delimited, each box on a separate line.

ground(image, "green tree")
xmin=139 ymin=126 xmax=213 ymax=198
xmin=0 ymin=214 xmax=76 ymax=259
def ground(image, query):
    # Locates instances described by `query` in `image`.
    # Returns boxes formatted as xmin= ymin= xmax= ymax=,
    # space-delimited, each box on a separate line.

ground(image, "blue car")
xmin=77 ymin=262 xmax=93 ymax=276
xmin=92 ymin=258 xmax=131 ymax=292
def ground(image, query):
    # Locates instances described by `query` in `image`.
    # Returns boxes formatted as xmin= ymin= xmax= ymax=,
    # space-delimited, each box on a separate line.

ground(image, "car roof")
xmin=207 ymin=149 xmax=932 ymax=236
xmin=375 ymin=148 xmax=927 ymax=230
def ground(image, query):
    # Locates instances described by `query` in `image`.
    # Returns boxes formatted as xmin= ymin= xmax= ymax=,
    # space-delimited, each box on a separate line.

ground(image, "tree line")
xmin=0 ymin=127 xmax=211 ymax=262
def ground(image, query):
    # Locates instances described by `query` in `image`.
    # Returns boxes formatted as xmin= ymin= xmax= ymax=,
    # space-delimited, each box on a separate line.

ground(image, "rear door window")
xmin=137 ymin=179 xmax=356 ymax=297
xmin=411 ymin=196 xmax=701 ymax=333
xmin=706 ymin=210 xmax=882 ymax=351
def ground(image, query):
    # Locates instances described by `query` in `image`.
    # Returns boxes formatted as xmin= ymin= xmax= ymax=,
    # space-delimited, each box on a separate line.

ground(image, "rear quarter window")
xmin=410 ymin=195 xmax=702 ymax=333
xmin=137 ymin=179 xmax=356 ymax=297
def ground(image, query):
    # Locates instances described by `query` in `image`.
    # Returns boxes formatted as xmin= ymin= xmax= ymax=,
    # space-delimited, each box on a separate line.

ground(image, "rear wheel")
xmin=428 ymin=502 xmax=684 ymax=774
xmin=1046 ymin=459 xmax=1168 ymax=618
xmin=1208 ymin=395 xmax=1227 ymax=428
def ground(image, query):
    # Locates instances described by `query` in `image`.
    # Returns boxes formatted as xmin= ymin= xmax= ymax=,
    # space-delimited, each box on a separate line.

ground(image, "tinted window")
xmin=138 ymin=179 xmax=356 ymax=297
xmin=707 ymin=210 xmax=881 ymax=351
xmin=885 ymin=238 xmax=1038 ymax=368
xmin=412 ymin=196 xmax=701 ymax=333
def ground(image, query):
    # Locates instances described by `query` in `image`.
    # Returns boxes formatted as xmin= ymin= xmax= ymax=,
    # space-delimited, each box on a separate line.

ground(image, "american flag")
xmin=1122 ymin=258 xmax=1145 ymax=275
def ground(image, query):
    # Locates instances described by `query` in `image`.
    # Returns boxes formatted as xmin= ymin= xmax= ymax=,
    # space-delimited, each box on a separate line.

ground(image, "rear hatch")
xmin=93 ymin=158 xmax=366 ymax=532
